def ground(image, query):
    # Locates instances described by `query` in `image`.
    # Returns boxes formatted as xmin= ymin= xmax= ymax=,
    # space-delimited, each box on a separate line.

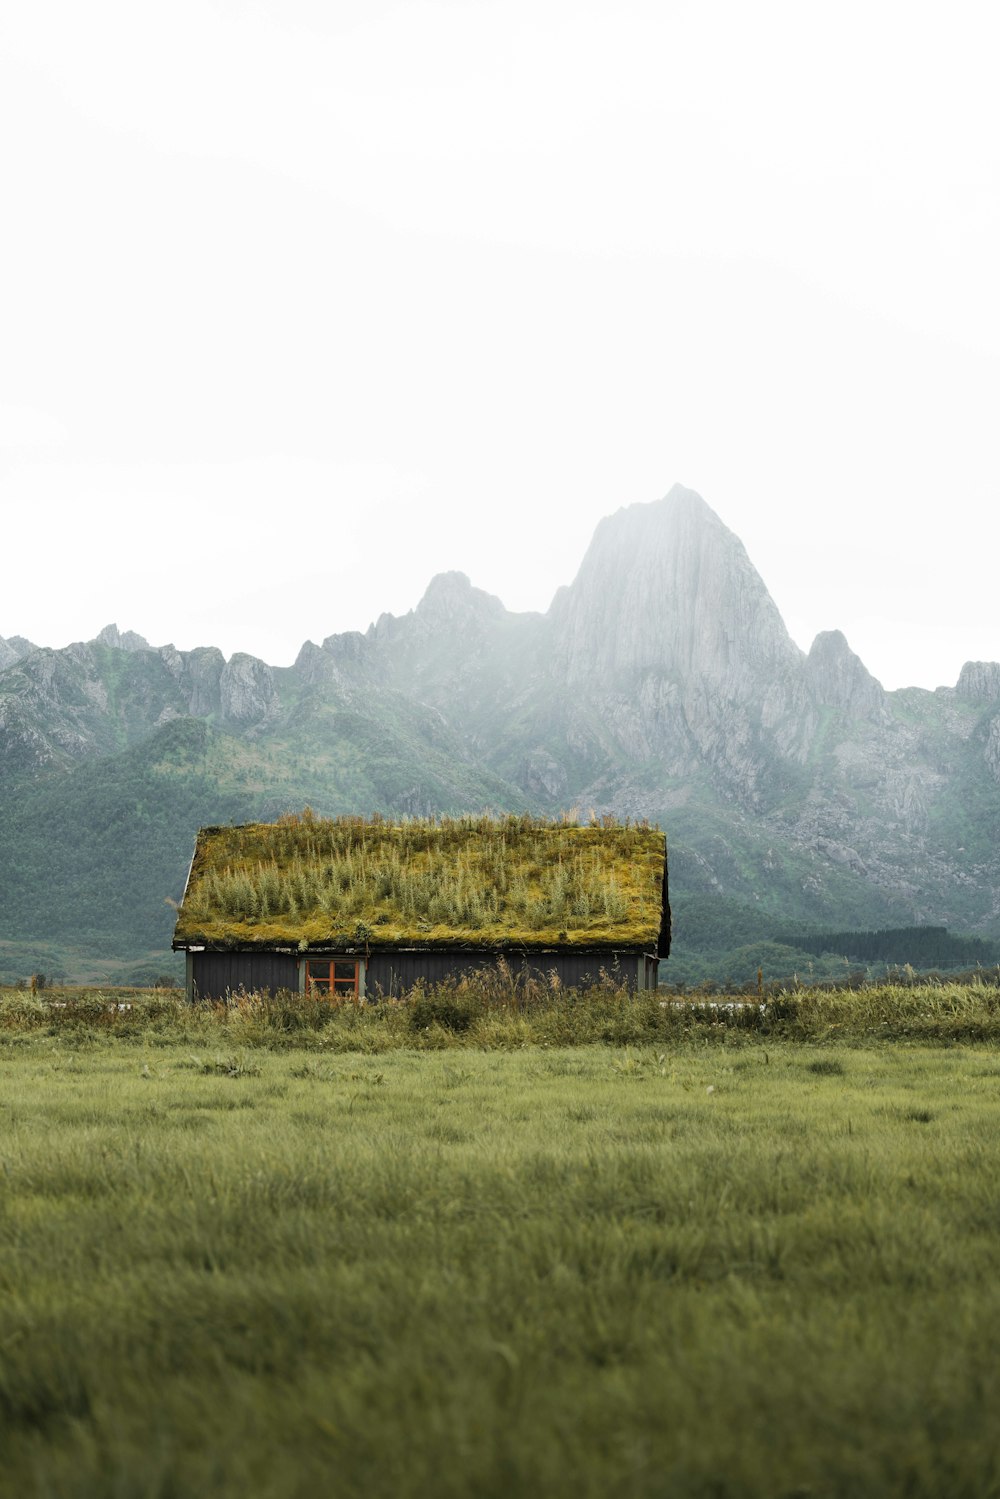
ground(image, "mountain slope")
xmin=2 ymin=486 xmax=1000 ymax=980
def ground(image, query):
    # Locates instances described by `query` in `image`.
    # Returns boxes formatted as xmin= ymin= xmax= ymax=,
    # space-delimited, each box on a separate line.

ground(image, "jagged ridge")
xmin=3 ymin=484 xmax=1000 ymax=978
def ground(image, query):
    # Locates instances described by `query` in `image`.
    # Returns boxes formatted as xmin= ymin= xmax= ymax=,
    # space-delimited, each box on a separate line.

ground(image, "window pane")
xmin=306 ymin=961 xmax=332 ymax=994
xmin=306 ymin=959 xmax=357 ymax=998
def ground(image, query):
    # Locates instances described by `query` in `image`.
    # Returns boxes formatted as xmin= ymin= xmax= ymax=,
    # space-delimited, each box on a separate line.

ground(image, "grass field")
xmin=2 ymin=989 xmax=1000 ymax=1496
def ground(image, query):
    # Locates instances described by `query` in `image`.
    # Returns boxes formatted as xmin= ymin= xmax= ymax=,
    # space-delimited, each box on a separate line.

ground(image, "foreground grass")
xmin=2 ymin=1031 xmax=1000 ymax=1496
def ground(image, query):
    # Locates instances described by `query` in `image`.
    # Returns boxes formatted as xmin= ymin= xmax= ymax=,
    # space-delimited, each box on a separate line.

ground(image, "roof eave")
xmin=172 ymin=935 xmax=659 ymax=954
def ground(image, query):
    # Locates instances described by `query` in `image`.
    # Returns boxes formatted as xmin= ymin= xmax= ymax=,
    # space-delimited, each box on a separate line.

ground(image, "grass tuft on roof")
xmin=173 ymin=812 xmax=666 ymax=952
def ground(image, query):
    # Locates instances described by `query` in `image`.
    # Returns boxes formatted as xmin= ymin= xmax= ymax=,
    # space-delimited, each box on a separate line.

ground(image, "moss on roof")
xmin=173 ymin=813 xmax=667 ymax=953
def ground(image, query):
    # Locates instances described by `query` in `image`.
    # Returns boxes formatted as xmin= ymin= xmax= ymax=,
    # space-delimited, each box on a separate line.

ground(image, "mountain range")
xmin=3 ymin=483 xmax=1000 ymax=983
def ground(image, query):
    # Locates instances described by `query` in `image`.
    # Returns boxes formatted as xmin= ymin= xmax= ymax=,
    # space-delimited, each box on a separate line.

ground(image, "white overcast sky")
xmin=1 ymin=0 xmax=998 ymax=690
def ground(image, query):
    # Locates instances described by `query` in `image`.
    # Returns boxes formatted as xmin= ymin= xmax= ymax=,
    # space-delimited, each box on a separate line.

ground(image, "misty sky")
xmin=2 ymin=1 xmax=998 ymax=691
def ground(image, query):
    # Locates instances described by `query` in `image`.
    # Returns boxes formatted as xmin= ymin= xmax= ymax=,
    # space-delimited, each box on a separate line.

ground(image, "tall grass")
xmin=175 ymin=813 xmax=665 ymax=946
xmin=5 ymin=978 xmax=1000 ymax=1050
xmin=2 ymin=1036 xmax=1000 ymax=1496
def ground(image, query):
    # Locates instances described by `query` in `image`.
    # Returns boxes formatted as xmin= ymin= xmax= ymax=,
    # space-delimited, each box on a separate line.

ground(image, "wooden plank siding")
xmin=189 ymin=950 xmax=298 ymax=1002
xmin=365 ymin=949 xmax=656 ymax=998
xmin=187 ymin=948 xmax=658 ymax=1002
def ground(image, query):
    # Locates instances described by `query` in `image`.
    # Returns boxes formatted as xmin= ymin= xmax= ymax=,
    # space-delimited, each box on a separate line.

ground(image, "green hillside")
xmin=0 ymin=708 xmax=530 ymax=982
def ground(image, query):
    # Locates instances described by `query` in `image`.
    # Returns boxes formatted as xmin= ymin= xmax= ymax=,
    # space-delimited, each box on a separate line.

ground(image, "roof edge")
xmin=172 ymin=938 xmax=660 ymax=955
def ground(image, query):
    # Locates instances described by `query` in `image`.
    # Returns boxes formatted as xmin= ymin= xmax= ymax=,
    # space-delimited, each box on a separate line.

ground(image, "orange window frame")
xmin=305 ymin=959 xmax=360 ymax=1001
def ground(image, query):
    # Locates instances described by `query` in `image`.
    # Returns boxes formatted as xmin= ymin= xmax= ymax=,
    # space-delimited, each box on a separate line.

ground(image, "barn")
xmin=172 ymin=813 xmax=669 ymax=1001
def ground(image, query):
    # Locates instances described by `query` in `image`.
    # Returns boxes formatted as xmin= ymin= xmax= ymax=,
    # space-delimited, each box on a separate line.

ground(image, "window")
xmin=305 ymin=959 xmax=360 ymax=1001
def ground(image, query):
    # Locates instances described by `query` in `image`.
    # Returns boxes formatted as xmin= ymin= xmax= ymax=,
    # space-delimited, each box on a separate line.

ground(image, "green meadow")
xmin=2 ymin=987 xmax=1000 ymax=1496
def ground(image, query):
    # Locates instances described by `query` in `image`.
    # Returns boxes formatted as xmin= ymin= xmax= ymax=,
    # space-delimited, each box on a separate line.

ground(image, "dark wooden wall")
xmin=365 ymin=949 xmax=648 ymax=998
xmin=191 ymin=951 xmax=297 ymax=1001
xmin=188 ymin=948 xmax=658 ymax=1000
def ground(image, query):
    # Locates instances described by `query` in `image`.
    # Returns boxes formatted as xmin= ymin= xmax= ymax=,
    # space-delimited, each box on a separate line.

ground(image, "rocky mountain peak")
xmin=96 ymin=623 xmax=152 ymax=653
xmin=415 ymin=571 xmax=506 ymax=624
xmin=805 ymin=630 xmax=886 ymax=716
xmin=0 ymin=635 xmax=37 ymax=672
xmin=219 ymin=653 xmax=275 ymax=725
xmin=366 ymin=570 xmax=509 ymax=663
xmin=320 ymin=630 xmax=370 ymax=664
xmin=553 ymin=484 xmax=802 ymax=695
xmin=956 ymin=661 xmax=1000 ymax=702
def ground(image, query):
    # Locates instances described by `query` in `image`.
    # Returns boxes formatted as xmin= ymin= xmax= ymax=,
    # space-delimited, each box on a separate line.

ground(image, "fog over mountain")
xmin=2 ymin=484 xmax=999 ymax=981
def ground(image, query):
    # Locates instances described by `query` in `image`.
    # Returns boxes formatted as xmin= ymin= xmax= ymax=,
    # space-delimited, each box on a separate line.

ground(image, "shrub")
xmin=408 ymin=982 xmax=482 ymax=1034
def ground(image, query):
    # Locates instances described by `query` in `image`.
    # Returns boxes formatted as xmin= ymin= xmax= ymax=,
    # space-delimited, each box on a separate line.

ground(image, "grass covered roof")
xmin=173 ymin=813 xmax=668 ymax=953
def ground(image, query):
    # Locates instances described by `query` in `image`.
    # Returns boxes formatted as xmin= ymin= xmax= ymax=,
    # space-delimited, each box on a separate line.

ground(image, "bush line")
xmin=3 ymin=977 xmax=1000 ymax=1049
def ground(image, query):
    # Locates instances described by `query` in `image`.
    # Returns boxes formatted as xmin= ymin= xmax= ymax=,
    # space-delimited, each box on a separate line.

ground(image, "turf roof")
xmin=173 ymin=813 xmax=668 ymax=953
